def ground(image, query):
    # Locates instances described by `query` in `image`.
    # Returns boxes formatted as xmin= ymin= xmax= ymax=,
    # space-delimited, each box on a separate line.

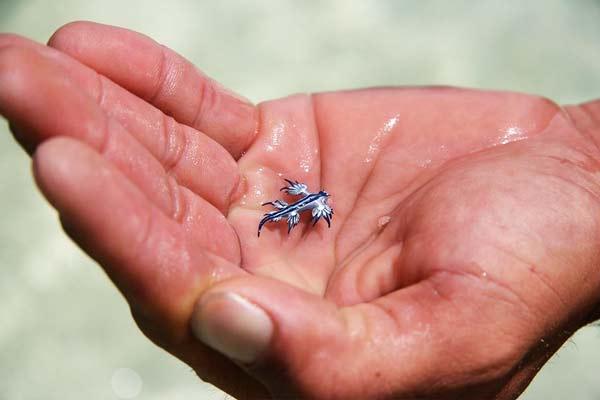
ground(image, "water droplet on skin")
xmin=377 ymin=215 xmax=391 ymax=229
xmin=296 ymin=130 xmax=318 ymax=174
xmin=498 ymin=126 xmax=527 ymax=145
xmin=365 ymin=115 xmax=400 ymax=164
xmin=299 ymin=160 xmax=311 ymax=172
xmin=482 ymin=271 xmax=488 ymax=278
xmin=383 ymin=116 xmax=400 ymax=132
xmin=265 ymin=121 xmax=285 ymax=152
xmin=418 ymin=158 xmax=433 ymax=167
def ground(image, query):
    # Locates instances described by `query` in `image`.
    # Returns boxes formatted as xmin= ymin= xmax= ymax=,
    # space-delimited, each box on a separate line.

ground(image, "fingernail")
xmin=191 ymin=292 xmax=273 ymax=363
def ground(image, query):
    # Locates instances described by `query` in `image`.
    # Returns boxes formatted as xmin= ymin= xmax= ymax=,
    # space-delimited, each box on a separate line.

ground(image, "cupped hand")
xmin=2 ymin=22 xmax=600 ymax=400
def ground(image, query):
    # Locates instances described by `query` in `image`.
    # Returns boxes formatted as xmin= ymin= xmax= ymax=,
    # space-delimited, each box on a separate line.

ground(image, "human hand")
xmin=1 ymin=22 xmax=600 ymax=400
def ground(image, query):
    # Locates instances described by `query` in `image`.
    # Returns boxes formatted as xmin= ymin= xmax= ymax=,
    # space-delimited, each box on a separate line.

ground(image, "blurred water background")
xmin=1 ymin=1 xmax=600 ymax=399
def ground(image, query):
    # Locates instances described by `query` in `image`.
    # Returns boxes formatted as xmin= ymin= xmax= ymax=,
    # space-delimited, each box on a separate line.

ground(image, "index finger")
xmin=48 ymin=21 xmax=258 ymax=158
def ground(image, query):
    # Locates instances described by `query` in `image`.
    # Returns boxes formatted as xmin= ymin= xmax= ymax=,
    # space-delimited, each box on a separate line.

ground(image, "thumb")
xmin=189 ymin=275 xmax=351 ymax=397
xmin=189 ymin=275 xmax=532 ymax=399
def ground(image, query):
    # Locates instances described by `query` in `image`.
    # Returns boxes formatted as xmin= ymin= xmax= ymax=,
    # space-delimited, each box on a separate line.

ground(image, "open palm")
xmin=2 ymin=22 xmax=600 ymax=400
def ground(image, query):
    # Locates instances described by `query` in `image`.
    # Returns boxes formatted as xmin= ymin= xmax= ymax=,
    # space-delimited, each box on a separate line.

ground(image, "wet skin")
xmin=2 ymin=21 xmax=600 ymax=400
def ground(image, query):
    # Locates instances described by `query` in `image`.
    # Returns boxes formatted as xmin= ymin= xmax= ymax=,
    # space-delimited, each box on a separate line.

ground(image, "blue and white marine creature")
xmin=258 ymin=179 xmax=333 ymax=237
